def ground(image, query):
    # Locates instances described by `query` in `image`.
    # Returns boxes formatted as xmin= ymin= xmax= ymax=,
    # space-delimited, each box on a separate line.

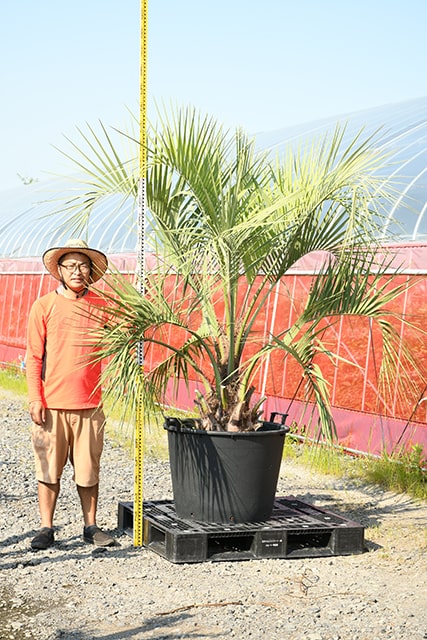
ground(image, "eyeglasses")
xmin=59 ymin=262 xmax=91 ymax=273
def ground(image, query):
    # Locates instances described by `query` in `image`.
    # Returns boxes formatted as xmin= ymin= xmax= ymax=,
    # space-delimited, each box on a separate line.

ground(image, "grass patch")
xmin=283 ymin=435 xmax=349 ymax=476
xmin=283 ymin=431 xmax=427 ymax=501
xmin=360 ymin=445 xmax=427 ymax=500
xmin=0 ymin=366 xmax=28 ymax=397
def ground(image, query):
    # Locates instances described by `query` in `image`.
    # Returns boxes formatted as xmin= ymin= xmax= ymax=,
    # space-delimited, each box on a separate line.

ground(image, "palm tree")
xmin=56 ymin=106 xmax=419 ymax=441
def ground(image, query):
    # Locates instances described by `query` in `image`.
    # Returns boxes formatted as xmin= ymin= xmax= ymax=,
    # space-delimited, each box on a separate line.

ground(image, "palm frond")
xmin=47 ymin=104 xmax=422 ymax=437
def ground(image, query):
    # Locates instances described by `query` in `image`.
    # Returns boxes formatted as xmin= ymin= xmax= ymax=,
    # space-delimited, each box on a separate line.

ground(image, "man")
xmin=26 ymin=238 xmax=115 ymax=550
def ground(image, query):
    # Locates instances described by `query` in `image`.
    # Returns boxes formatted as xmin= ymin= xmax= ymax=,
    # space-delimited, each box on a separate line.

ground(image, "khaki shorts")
xmin=31 ymin=408 xmax=106 ymax=487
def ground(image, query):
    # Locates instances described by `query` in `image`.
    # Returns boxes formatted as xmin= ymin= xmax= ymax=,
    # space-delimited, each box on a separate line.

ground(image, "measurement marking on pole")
xmin=134 ymin=0 xmax=148 ymax=547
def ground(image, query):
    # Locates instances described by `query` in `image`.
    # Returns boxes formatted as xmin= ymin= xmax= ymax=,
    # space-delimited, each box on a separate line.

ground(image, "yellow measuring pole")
xmin=134 ymin=0 xmax=148 ymax=547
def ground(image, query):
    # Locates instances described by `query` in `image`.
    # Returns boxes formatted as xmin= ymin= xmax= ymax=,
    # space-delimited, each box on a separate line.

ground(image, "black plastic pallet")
xmin=118 ymin=497 xmax=365 ymax=563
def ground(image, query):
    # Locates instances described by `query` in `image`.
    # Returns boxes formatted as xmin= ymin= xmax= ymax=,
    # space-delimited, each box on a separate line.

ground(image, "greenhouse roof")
xmin=0 ymin=96 xmax=426 ymax=258
xmin=256 ymin=96 xmax=427 ymax=243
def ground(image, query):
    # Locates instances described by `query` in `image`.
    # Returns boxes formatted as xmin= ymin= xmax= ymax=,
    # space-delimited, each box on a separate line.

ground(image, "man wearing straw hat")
xmin=26 ymin=239 xmax=115 ymax=550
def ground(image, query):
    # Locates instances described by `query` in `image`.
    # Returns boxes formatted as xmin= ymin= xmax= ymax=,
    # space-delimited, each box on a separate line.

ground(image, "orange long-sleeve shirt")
xmin=26 ymin=290 xmax=108 ymax=409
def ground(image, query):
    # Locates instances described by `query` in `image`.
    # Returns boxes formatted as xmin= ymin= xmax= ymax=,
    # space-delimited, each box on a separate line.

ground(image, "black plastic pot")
xmin=164 ymin=414 xmax=289 ymax=524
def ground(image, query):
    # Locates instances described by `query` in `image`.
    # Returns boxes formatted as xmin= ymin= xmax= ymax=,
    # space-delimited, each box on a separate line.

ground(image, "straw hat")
xmin=42 ymin=239 xmax=108 ymax=283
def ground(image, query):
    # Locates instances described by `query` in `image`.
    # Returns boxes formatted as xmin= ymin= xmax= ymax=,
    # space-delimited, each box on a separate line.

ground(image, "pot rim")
xmin=164 ymin=419 xmax=289 ymax=437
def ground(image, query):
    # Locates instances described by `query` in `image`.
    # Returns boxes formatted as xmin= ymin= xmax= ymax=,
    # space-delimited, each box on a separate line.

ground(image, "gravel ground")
xmin=1 ymin=391 xmax=427 ymax=640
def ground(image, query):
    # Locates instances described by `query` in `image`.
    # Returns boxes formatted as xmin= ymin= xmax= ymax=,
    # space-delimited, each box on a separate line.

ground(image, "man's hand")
xmin=29 ymin=401 xmax=45 ymax=425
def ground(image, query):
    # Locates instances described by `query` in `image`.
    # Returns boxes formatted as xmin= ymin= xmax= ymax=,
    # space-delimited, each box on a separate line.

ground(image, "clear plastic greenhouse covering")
xmin=256 ymin=95 xmax=427 ymax=244
xmin=0 ymin=95 xmax=426 ymax=258
xmin=0 ymin=182 xmax=138 ymax=258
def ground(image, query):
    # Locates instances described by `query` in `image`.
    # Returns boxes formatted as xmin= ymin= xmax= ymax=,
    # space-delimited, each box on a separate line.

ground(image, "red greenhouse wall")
xmin=0 ymin=246 xmax=426 ymax=457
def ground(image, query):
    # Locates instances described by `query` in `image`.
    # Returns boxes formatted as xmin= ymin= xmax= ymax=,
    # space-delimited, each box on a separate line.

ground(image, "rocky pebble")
xmin=0 ymin=392 xmax=427 ymax=640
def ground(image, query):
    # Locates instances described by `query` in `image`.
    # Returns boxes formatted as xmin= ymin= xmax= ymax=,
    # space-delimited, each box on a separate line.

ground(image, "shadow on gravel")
xmin=294 ymin=486 xmax=425 ymax=528
xmin=56 ymin=613 xmax=222 ymax=639
xmin=0 ymin=531 xmax=133 ymax=570
xmin=286 ymin=486 xmax=427 ymax=554
xmin=0 ymin=585 xmax=219 ymax=640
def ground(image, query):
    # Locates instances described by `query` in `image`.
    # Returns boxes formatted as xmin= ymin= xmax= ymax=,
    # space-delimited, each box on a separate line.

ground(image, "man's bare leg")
xmin=78 ymin=483 xmax=114 ymax=546
xmin=77 ymin=483 xmax=98 ymax=527
xmin=37 ymin=480 xmax=60 ymax=528
xmin=31 ymin=481 xmax=59 ymax=549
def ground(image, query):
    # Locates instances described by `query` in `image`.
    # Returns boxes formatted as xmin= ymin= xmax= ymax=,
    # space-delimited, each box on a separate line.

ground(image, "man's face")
xmin=58 ymin=252 xmax=92 ymax=291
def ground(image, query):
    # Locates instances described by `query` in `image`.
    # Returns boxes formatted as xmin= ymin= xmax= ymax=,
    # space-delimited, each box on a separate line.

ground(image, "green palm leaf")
xmin=52 ymin=105 xmax=423 ymax=438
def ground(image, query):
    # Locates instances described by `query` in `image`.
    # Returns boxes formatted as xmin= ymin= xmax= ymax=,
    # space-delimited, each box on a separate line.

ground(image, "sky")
xmin=1 ymin=0 xmax=426 ymax=192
